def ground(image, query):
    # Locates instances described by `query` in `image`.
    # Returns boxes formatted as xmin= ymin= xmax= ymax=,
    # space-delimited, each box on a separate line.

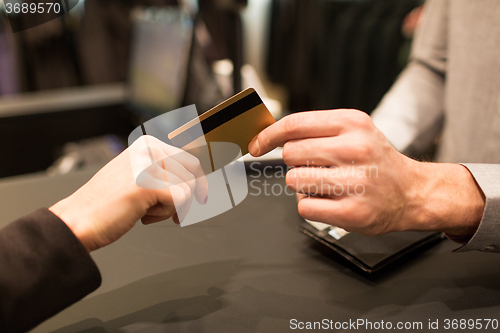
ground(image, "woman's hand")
xmin=50 ymin=135 xmax=208 ymax=252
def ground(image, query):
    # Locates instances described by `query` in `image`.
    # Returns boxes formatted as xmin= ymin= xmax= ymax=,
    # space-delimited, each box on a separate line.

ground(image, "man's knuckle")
xmin=282 ymin=142 xmax=294 ymax=164
xmin=355 ymin=143 xmax=372 ymax=158
xmin=345 ymin=110 xmax=369 ymax=127
xmin=345 ymin=140 xmax=371 ymax=161
xmin=258 ymin=129 xmax=270 ymax=150
xmin=357 ymin=112 xmax=373 ymax=128
xmin=283 ymin=114 xmax=302 ymax=134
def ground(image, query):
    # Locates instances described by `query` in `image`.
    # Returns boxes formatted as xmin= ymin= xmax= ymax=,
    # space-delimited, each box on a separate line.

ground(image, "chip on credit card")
xmin=168 ymin=88 xmax=276 ymax=172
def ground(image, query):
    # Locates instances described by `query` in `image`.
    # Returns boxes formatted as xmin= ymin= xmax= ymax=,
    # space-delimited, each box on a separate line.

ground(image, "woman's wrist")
xmin=49 ymin=196 xmax=94 ymax=253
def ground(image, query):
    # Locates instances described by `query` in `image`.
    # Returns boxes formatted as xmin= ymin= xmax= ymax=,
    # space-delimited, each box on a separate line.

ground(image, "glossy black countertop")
xmin=1 ymin=168 xmax=499 ymax=333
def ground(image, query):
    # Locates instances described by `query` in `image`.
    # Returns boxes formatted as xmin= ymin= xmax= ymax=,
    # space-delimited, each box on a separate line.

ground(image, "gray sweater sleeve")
xmin=371 ymin=0 xmax=448 ymax=155
xmin=371 ymin=0 xmax=500 ymax=253
xmin=453 ymin=164 xmax=500 ymax=252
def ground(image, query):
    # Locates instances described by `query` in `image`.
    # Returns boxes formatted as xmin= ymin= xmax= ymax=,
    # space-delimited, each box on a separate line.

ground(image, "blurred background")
xmin=0 ymin=0 xmax=423 ymax=179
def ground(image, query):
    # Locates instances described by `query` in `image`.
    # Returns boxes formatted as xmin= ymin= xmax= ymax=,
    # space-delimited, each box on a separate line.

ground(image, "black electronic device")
xmin=299 ymin=220 xmax=445 ymax=273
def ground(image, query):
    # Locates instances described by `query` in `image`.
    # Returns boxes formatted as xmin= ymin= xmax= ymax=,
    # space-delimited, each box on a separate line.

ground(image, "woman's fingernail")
xmin=204 ymin=196 xmax=208 ymax=204
xmin=249 ymin=136 xmax=260 ymax=156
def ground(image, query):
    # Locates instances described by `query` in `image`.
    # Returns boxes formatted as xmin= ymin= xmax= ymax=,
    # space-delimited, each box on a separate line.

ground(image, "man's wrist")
xmin=404 ymin=162 xmax=485 ymax=239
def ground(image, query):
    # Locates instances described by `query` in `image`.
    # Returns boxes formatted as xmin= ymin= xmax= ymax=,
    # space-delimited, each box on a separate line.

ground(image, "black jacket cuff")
xmin=0 ymin=208 xmax=101 ymax=333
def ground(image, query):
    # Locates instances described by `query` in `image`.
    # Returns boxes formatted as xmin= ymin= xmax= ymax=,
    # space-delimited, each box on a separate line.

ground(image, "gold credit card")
xmin=168 ymin=88 xmax=276 ymax=171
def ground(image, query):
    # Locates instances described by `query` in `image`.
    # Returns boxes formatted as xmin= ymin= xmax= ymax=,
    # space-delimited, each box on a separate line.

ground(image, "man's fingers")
xmin=297 ymin=196 xmax=349 ymax=228
xmin=297 ymin=196 xmax=373 ymax=234
xmin=249 ymin=110 xmax=368 ymax=156
xmin=286 ymin=166 xmax=367 ymax=197
xmin=287 ymin=167 xmax=342 ymax=196
xmin=296 ymin=193 xmax=307 ymax=201
xmin=297 ymin=195 xmax=342 ymax=224
xmin=282 ymin=136 xmax=353 ymax=166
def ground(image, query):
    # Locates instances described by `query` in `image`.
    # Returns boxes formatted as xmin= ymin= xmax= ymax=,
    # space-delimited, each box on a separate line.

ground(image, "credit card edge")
xmin=168 ymin=88 xmax=257 ymax=140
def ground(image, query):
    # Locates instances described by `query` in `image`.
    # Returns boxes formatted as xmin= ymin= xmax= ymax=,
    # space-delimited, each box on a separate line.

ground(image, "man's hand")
xmin=249 ymin=110 xmax=485 ymax=239
xmin=49 ymin=136 xmax=208 ymax=252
